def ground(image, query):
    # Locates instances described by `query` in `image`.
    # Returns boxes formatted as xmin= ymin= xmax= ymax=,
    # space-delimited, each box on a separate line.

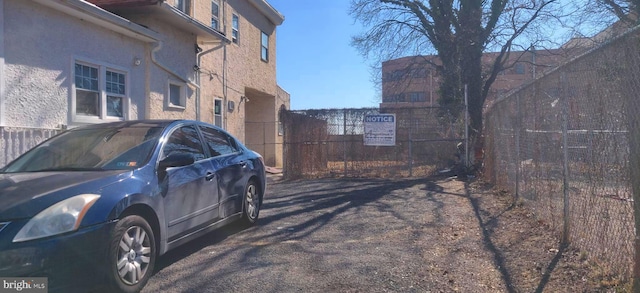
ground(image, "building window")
xmin=411 ymin=68 xmax=428 ymax=78
xmin=261 ymin=31 xmax=269 ymax=62
xmin=175 ymin=0 xmax=189 ymax=14
xmin=105 ymin=70 xmax=125 ymax=117
xmin=75 ymin=63 xmax=99 ymax=116
xmin=409 ymin=92 xmax=426 ymax=102
xmin=168 ymin=81 xmax=186 ymax=108
xmin=232 ymin=14 xmax=239 ymax=44
xmin=211 ymin=0 xmax=219 ymax=30
xmin=383 ymin=69 xmax=408 ymax=82
xmin=383 ymin=93 xmax=406 ymax=103
xmin=74 ymin=61 xmax=127 ymax=122
xmin=515 ymin=63 xmax=526 ymax=74
xmin=214 ymin=98 xmax=223 ymax=127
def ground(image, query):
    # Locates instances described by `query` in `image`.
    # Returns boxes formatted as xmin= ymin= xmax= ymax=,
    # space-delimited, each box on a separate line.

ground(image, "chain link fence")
xmin=281 ymin=106 xmax=465 ymax=179
xmin=485 ymin=25 xmax=640 ymax=280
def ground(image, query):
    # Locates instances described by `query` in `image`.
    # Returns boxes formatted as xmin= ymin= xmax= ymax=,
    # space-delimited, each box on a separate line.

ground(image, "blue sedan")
xmin=0 ymin=120 xmax=266 ymax=293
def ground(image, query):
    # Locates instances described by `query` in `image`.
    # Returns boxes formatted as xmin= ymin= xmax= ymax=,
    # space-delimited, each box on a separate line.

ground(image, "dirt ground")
xmin=140 ymin=176 xmax=628 ymax=293
xmin=451 ymin=178 xmax=628 ymax=292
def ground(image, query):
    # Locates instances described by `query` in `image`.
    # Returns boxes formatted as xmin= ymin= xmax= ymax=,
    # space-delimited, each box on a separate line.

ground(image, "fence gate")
xmin=280 ymin=106 xmax=465 ymax=179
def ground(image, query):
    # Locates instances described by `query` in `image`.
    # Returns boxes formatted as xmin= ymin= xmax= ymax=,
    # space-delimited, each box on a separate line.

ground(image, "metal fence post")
xmin=515 ymin=94 xmax=521 ymax=200
xmin=561 ymin=72 xmax=570 ymax=245
xmin=343 ymin=110 xmax=348 ymax=177
xmin=464 ymin=84 xmax=470 ymax=168
xmin=409 ymin=108 xmax=413 ymax=177
xmin=619 ymin=39 xmax=640 ymax=290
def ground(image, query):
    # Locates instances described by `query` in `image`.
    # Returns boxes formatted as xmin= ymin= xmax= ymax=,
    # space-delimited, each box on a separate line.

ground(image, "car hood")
xmin=0 ymin=170 xmax=129 ymax=219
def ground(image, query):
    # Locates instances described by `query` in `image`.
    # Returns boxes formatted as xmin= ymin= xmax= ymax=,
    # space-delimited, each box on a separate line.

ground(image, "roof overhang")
xmin=88 ymin=0 xmax=230 ymax=44
xmin=137 ymin=2 xmax=231 ymax=44
xmin=31 ymin=0 xmax=160 ymax=43
xmin=250 ymin=0 xmax=284 ymax=26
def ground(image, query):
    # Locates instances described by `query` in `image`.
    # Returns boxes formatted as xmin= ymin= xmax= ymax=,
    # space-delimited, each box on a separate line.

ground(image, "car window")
xmin=199 ymin=126 xmax=238 ymax=157
xmin=161 ymin=125 xmax=206 ymax=161
xmin=2 ymin=126 xmax=163 ymax=172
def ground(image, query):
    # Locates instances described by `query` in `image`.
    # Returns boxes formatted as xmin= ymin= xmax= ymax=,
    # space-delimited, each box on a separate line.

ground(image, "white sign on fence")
xmin=364 ymin=114 xmax=396 ymax=146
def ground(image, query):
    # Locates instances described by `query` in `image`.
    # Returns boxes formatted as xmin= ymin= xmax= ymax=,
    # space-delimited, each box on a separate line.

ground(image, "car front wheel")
xmin=106 ymin=215 xmax=156 ymax=293
xmin=242 ymin=180 xmax=261 ymax=225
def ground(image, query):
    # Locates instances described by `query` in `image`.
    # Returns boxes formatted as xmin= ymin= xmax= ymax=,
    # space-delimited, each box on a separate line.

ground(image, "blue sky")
xmin=268 ymin=1 xmax=379 ymax=110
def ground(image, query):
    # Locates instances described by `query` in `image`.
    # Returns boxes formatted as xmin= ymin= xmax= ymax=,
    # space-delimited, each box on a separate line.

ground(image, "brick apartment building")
xmin=380 ymin=49 xmax=571 ymax=110
xmin=380 ymin=20 xmax=634 ymax=110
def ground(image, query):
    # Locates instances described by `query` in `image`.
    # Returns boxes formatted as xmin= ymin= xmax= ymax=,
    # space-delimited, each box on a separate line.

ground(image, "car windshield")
xmin=2 ymin=126 xmax=163 ymax=173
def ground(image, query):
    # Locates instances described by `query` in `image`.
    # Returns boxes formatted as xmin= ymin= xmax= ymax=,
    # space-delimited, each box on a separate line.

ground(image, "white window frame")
xmin=211 ymin=0 xmax=220 ymax=30
xmin=232 ymin=14 xmax=239 ymax=44
xmin=168 ymin=80 xmax=187 ymax=109
xmin=261 ymin=31 xmax=269 ymax=62
xmin=72 ymin=58 xmax=129 ymax=124
xmin=214 ymin=98 xmax=223 ymax=127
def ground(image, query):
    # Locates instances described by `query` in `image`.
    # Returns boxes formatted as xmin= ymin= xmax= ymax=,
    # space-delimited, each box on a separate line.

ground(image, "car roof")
xmin=70 ymin=120 xmax=210 ymax=130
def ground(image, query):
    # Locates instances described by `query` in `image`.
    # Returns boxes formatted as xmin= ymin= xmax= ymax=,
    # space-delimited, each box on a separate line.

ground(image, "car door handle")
xmin=240 ymin=161 xmax=248 ymax=168
xmin=205 ymin=172 xmax=215 ymax=181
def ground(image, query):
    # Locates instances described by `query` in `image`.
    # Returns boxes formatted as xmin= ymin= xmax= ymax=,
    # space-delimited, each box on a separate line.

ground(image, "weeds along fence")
xmin=280 ymin=106 xmax=465 ymax=179
xmin=484 ymin=25 xmax=640 ymax=280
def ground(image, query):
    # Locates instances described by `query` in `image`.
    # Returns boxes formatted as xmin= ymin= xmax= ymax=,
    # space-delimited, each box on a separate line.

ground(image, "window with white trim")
xmin=214 ymin=98 xmax=223 ymax=127
xmin=74 ymin=62 xmax=127 ymax=122
xmin=211 ymin=0 xmax=220 ymax=30
xmin=168 ymin=81 xmax=186 ymax=108
xmin=232 ymin=14 xmax=239 ymax=44
xmin=106 ymin=71 xmax=126 ymax=117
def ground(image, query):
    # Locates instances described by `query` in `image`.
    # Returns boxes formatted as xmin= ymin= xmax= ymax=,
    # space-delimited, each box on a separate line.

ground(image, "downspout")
xmin=196 ymin=49 xmax=203 ymax=121
xmin=223 ymin=44 xmax=228 ymax=130
xmin=222 ymin=0 xmax=228 ymax=130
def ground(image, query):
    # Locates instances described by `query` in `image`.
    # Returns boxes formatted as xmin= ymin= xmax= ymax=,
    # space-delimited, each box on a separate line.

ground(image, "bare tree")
xmin=350 ymin=0 xmax=574 ymax=166
xmin=597 ymin=0 xmax=639 ymax=24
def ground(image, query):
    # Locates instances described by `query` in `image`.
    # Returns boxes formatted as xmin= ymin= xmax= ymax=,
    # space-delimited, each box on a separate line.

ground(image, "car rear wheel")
xmin=242 ymin=180 xmax=261 ymax=225
xmin=106 ymin=215 xmax=156 ymax=293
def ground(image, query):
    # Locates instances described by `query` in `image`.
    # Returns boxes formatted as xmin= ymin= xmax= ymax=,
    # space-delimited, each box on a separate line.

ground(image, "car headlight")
xmin=13 ymin=194 xmax=100 ymax=242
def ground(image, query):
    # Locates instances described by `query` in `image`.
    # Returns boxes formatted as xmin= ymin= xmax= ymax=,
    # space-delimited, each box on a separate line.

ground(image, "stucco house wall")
xmin=132 ymin=16 xmax=200 ymax=121
xmin=2 ymin=0 xmax=149 ymax=128
xmin=0 ymin=0 xmax=288 ymax=168
xmin=196 ymin=45 xmax=225 ymax=129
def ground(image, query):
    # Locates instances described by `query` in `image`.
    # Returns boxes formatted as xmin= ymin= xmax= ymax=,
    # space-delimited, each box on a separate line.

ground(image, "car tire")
xmin=241 ymin=179 xmax=261 ymax=225
xmin=106 ymin=215 xmax=156 ymax=293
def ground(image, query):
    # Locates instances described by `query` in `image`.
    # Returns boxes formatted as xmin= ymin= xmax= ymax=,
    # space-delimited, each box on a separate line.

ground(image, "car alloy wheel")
xmin=242 ymin=180 xmax=261 ymax=224
xmin=108 ymin=215 xmax=156 ymax=293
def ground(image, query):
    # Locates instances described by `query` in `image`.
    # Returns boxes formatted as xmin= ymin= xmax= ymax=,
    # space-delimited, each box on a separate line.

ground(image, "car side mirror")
xmin=159 ymin=153 xmax=195 ymax=170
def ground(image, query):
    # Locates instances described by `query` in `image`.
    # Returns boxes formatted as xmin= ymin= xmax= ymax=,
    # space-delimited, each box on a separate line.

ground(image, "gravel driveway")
xmin=141 ymin=176 xmax=613 ymax=293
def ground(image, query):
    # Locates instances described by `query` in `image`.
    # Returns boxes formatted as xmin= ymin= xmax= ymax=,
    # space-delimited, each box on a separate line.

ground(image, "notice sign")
xmin=364 ymin=114 xmax=396 ymax=146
